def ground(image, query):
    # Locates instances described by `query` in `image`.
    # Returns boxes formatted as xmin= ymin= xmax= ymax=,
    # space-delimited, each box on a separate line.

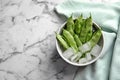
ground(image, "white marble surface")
xmin=0 ymin=0 xmax=79 ymax=80
xmin=0 ymin=0 xmax=119 ymax=80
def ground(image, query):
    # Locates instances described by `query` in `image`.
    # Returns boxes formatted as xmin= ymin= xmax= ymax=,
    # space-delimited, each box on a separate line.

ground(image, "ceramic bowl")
xmin=56 ymin=21 xmax=104 ymax=66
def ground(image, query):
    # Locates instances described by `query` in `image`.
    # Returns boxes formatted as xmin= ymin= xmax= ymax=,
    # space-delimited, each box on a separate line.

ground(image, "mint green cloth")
xmin=55 ymin=0 xmax=120 ymax=80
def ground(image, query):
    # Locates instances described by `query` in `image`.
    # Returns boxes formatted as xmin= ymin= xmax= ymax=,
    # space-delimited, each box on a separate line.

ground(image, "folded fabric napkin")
xmin=55 ymin=0 xmax=120 ymax=80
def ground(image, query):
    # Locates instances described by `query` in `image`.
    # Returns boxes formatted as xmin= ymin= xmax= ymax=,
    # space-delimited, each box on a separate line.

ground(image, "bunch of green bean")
xmin=56 ymin=14 xmax=102 ymax=59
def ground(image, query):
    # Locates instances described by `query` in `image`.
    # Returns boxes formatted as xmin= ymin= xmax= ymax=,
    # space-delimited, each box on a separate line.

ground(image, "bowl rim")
xmin=56 ymin=21 xmax=104 ymax=66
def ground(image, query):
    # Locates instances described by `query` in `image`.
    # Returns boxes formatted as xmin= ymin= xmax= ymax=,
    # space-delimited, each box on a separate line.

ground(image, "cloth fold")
xmin=55 ymin=0 xmax=120 ymax=80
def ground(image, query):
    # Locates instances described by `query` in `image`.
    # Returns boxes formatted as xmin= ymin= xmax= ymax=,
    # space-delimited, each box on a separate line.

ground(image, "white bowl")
xmin=56 ymin=21 xmax=104 ymax=66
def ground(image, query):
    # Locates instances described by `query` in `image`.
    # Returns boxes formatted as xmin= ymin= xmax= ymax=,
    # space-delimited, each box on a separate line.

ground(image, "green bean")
xmin=63 ymin=29 xmax=78 ymax=53
xmin=74 ymin=34 xmax=82 ymax=47
xmin=79 ymin=15 xmax=93 ymax=43
xmin=74 ymin=14 xmax=83 ymax=35
xmin=85 ymin=15 xmax=93 ymax=42
xmin=66 ymin=16 xmax=74 ymax=35
xmin=56 ymin=33 xmax=69 ymax=50
xmin=79 ymin=19 xmax=87 ymax=43
xmin=89 ymin=28 xmax=102 ymax=47
xmin=78 ymin=14 xmax=83 ymax=20
xmin=86 ymin=31 xmax=92 ymax=41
